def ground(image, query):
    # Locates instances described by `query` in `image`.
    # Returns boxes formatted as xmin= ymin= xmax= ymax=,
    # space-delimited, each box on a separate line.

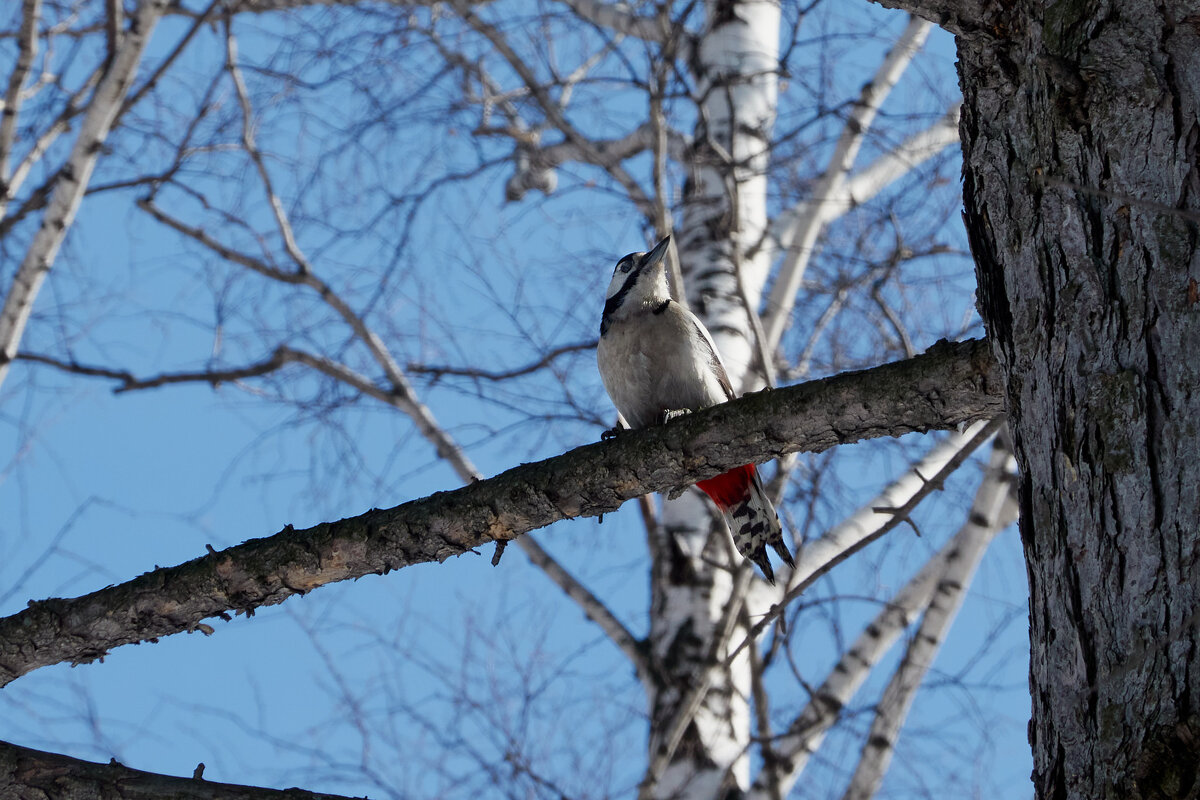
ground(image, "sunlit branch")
xmin=449 ymin=0 xmax=655 ymax=216
xmin=225 ymin=20 xmax=314 ymax=274
xmin=760 ymin=16 xmax=931 ymax=352
xmin=841 ymin=103 xmax=961 ymax=209
xmin=0 ymin=0 xmax=168 ymax=393
xmin=747 ymin=436 xmax=1016 ymax=798
xmin=0 ymin=69 xmax=101 ymax=225
xmin=762 ymin=103 xmax=961 ymax=262
xmin=838 ymin=435 xmax=1018 ymax=800
xmin=0 ymin=338 xmax=1001 ymax=686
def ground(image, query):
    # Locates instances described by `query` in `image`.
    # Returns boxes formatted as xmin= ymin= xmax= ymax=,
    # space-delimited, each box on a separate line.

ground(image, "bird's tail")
xmin=696 ymin=464 xmax=795 ymax=584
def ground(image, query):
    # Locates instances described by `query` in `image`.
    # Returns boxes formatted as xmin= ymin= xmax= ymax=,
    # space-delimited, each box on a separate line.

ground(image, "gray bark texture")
xmin=0 ymin=739 xmax=362 ymax=800
xmin=0 ymin=340 xmax=1000 ymax=688
xmin=956 ymin=2 xmax=1200 ymax=797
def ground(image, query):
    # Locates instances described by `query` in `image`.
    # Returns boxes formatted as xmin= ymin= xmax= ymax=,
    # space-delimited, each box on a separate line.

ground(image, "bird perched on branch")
xmin=596 ymin=235 xmax=794 ymax=583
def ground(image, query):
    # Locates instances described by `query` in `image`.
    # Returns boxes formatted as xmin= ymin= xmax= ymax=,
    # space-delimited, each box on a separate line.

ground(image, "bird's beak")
xmin=644 ymin=235 xmax=671 ymax=266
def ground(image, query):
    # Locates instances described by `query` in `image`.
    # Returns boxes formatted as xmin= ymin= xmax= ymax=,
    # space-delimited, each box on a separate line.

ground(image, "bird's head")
xmin=604 ymin=235 xmax=671 ymax=306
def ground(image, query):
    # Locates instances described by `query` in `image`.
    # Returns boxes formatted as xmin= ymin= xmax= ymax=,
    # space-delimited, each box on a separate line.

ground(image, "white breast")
xmin=597 ymin=303 xmax=730 ymax=429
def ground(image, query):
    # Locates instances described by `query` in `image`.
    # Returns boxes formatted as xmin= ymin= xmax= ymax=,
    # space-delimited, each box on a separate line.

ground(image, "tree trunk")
xmin=646 ymin=1 xmax=780 ymax=796
xmin=957 ymin=3 xmax=1200 ymax=797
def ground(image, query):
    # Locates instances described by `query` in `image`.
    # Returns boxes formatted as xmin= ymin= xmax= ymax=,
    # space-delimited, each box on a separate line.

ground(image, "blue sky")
xmin=0 ymin=3 xmax=1032 ymax=798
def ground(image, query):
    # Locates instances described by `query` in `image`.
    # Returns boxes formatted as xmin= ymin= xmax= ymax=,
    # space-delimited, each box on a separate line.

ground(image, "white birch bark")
xmin=647 ymin=1 xmax=780 ymax=795
xmin=0 ymin=0 xmax=167 ymax=391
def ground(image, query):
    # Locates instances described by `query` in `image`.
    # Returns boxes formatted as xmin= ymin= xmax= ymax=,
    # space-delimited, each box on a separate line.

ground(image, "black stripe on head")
xmin=600 ymin=253 xmax=644 ymax=336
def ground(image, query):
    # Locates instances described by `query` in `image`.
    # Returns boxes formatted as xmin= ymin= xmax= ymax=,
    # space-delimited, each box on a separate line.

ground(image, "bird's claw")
xmin=601 ymin=426 xmax=624 ymax=441
xmin=658 ymin=408 xmax=692 ymax=425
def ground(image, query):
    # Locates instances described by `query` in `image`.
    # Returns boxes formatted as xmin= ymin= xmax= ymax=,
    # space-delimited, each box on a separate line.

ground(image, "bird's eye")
xmin=618 ymin=259 xmax=633 ymax=274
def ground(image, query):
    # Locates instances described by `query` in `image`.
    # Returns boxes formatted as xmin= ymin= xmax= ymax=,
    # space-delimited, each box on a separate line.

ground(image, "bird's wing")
xmin=683 ymin=307 xmax=736 ymax=401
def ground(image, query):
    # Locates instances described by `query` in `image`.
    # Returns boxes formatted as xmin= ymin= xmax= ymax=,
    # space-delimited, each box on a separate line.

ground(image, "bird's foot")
xmin=601 ymin=425 xmax=625 ymax=442
xmin=658 ymin=407 xmax=692 ymax=425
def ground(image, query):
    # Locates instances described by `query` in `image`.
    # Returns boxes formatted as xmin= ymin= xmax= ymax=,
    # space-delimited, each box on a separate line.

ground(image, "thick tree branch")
xmin=0 ymin=338 xmax=1000 ymax=687
xmin=0 ymin=739 xmax=365 ymax=800
xmin=866 ymin=0 xmax=999 ymax=39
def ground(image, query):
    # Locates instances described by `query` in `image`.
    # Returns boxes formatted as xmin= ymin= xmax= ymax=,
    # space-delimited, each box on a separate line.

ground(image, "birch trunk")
xmin=957 ymin=3 xmax=1200 ymax=797
xmin=646 ymin=1 xmax=779 ymax=796
xmin=0 ymin=0 xmax=166 ymax=391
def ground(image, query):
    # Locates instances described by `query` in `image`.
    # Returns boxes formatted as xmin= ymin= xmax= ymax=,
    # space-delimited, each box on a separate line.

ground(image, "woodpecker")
xmin=596 ymin=235 xmax=795 ymax=583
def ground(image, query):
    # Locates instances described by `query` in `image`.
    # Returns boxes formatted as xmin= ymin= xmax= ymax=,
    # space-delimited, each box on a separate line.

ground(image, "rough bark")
xmin=0 ymin=339 xmax=1001 ymax=688
xmin=957 ymin=2 xmax=1200 ymax=798
xmin=0 ymin=739 xmax=362 ymax=800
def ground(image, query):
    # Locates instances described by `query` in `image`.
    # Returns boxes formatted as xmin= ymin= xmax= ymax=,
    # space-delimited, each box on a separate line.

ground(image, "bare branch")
xmin=516 ymin=536 xmax=650 ymax=683
xmin=225 ymin=19 xmax=313 ymax=274
xmin=839 ymin=436 xmax=1018 ymax=800
xmin=748 ymin=435 xmax=1016 ymax=798
xmin=841 ymin=103 xmax=961 ymax=208
xmin=0 ymin=69 xmax=102 ymax=221
xmin=104 ymin=0 xmax=122 ymax=64
xmin=406 ymin=340 xmax=596 ymax=382
xmin=0 ymin=739 xmax=366 ymax=800
xmin=0 ymin=339 xmax=1001 ymax=687
xmin=0 ymin=0 xmax=168 ymax=392
xmin=122 ymin=0 xmax=222 ymax=113
xmin=16 ymin=348 xmax=293 ymax=392
xmin=450 ymin=0 xmax=655 ymax=216
xmin=761 ymin=16 xmax=931 ymax=352
xmin=755 ymin=416 xmax=1004 ymax=640
xmin=137 ymin=195 xmax=481 ymax=476
xmin=0 ymin=0 xmax=41 ymax=182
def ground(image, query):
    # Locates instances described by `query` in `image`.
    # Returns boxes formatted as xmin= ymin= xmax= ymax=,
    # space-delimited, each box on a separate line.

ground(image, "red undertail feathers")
xmin=697 ymin=464 xmax=795 ymax=585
